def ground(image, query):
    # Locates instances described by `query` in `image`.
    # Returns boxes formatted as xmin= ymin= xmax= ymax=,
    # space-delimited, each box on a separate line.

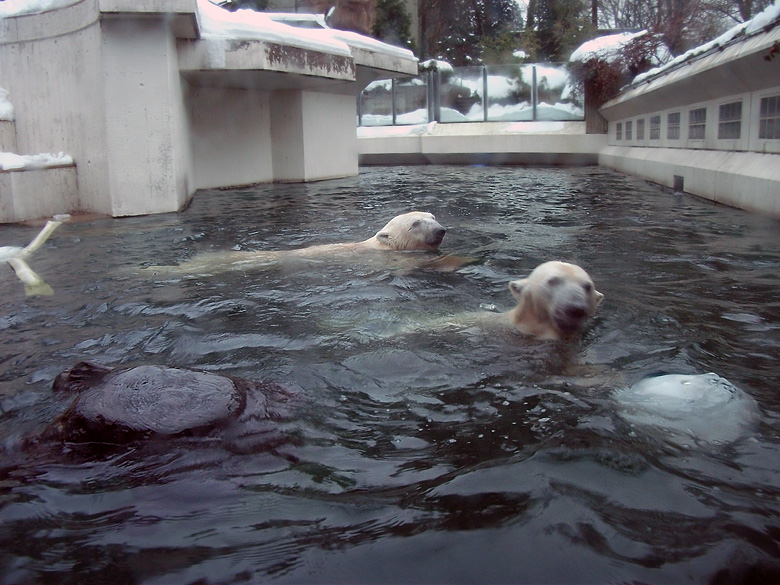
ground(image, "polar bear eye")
xmin=547 ymin=276 xmax=562 ymax=287
xmin=411 ymin=220 xmax=421 ymax=228
xmin=583 ymin=282 xmax=593 ymax=292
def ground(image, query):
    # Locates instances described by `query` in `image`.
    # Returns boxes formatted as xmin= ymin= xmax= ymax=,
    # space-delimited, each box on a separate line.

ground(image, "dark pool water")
xmin=1 ymin=165 xmax=779 ymax=584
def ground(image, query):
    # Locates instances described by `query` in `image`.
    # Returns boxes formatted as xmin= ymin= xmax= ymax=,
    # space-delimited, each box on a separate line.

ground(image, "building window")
xmin=688 ymin=107 xmax=706 ymax=140
xmin=616 ymin=122 xmax=623 ymax=140
xmin=759 ymin=95 xmax=780 ymax=139
xmin=625 ymin=120 xmax=633 ymax=140
xmin=667 ymin=112 xmax=680 ymax=140
xmin=650 ymin=115 xmax=661 ymax=140
xmin=718 ymin=101 xmax=742 ymax=139
xmin=636 ymin=118 xmax=645 ymax=140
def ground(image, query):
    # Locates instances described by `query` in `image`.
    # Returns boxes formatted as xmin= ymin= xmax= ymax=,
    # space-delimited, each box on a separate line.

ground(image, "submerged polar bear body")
xmin=505 ymin=261 xmax=604 ymax=340
xmin=148 ymin=211 xmax=455 ymax=276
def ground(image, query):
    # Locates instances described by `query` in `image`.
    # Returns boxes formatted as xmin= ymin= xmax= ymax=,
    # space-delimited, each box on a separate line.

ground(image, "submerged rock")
xmin=32 ymin=362 xmax=297 ymax=449
xmin=614 ymin=373 xmax=760 ymax=447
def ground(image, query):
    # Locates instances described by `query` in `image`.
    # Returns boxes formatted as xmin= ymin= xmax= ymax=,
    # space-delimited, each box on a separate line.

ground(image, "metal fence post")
xmin=391 ymin=77 xmax=397 ymax=125
xmin=433 ymin=68 xmax=441 ymax=123
xmin=482 ymin=66 xmax=488 ymax=122
xmin=532 ymin=65 xmax=537 ymax=122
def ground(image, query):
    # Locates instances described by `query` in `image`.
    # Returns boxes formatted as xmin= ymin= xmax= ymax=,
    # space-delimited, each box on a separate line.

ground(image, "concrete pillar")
xmin=100 ymin=18 xmax=191 ymax=216
xmin=271 ymin=90 xmax=358 ymax=182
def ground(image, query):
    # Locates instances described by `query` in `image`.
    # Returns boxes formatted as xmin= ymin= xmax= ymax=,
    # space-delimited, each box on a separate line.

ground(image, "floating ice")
xmin=614 ymin=373 xmax=759 ymax=446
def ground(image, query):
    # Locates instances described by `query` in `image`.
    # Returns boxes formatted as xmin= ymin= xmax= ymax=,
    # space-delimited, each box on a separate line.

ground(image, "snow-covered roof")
xmin=632 ymin=0 xmax=780 ymax=85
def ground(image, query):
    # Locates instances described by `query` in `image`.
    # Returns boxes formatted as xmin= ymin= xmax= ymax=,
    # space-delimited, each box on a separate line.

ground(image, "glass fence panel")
xmin=533 ymin=64 xmax=584 ymax=121
xmin=358 ymin=64 xmax=585 ymax=125
xmin=439 ymin=66 xmax=485 ymax=122
xmin=393 ymin=75 xmax=429 ymax=124
xmin=359 ymin=79 xmax=394 ymax=126
xmin=484 ymin=64 xmax=533 ymax=121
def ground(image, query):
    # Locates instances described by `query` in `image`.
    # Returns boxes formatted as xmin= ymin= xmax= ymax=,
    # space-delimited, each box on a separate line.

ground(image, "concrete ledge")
xmin=0 ymin=165 xmax=79 ymax=223
xmin=359 ymin=122 xmax=608 ymax=166
xmin=599 ymin=146 xmax=780 ymax=218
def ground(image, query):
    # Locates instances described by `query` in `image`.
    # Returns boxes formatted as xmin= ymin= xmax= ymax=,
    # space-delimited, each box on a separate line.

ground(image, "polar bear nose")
xmin=429 ymin=226 xmax=446 ymax=245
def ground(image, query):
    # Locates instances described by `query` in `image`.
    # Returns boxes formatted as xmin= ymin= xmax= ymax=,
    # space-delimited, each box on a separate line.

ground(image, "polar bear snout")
xmin=426 ymin=225 xmax=446 ymax=247
xmin=553 ymin=300 xmax=590 ymax=334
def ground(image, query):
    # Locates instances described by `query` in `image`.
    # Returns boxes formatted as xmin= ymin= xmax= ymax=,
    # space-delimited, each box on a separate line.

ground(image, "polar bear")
xmin=145 ymin=211 xmax=469 ymax=276
xmin=504 ymin=261 xmax=604 ymax=340
xmin=391 ymin=261 xmax=603 ymax=341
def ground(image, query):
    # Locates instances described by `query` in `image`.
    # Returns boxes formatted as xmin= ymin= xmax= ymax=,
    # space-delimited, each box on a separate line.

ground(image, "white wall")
xmin=186 ymin=85 xmax=274 ymax=189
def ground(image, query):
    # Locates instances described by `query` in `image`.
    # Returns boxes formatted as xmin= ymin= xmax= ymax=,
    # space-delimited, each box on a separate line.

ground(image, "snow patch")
xmin=0 ymin=152 xmax=73 ymax=171
xmin=0 ymin=88 xmax=13 ymax=121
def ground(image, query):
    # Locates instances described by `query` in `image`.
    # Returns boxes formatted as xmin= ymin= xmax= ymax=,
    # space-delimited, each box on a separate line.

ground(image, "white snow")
xmin=569 ymin=31 xmax=648 ymax=64
xmin=0 ymin=87 xmax=13 ymax=121
xmin=0 ymin=0 xmax=79 ymax=17
xmin=0 ymin=152 xmax=73 ymax=171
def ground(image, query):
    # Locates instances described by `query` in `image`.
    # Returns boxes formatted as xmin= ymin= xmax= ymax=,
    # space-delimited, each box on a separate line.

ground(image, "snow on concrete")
xmin=0 ymin=87 xmax=13 ymax=121
xmin=0 ymin=0 xmax=79 ymax=17
xmin=0 ymin=0 xmax=415 ymax=61
xmin=0 ymin=152 xmax=73 ymax=171
xmin=357 ymin=120 xmax=571 ymax=138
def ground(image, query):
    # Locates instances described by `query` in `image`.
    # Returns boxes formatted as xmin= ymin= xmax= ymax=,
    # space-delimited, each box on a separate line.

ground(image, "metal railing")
xmin=358 ymin=64 xmax=584 ymax=126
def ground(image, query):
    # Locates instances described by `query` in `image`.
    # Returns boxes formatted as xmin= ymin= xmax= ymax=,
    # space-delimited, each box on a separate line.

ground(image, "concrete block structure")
xmin=358 ymin=121 xmax=608 ymax=166
xmin=597 ymin=13 xmax=780 ymax=217
xmin=0 ymin=0 xmax=417 ymax=223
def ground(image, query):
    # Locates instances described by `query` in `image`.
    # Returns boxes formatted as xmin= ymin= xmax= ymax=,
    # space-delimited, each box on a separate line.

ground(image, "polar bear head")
xmin=507 ymin=261 xmax=604 ymax=339
xmin=371 ymin=211 xmax=446 ymax=251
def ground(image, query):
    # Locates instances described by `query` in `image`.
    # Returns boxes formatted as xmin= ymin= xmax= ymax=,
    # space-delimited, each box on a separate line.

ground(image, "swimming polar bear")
xmin=505 ymin=261 xmax=604 ymax=340
xmin=145 ymin=211 xmax=469 ymax=276
xmin=393 ymin=261 xmax=604 ymax=341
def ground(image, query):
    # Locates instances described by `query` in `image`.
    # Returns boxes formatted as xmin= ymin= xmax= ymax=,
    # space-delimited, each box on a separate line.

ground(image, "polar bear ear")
xmin=376 ymin=230 xmax=392 ymax=243
xmin=508 ymin=279 xmax=528 ymax=301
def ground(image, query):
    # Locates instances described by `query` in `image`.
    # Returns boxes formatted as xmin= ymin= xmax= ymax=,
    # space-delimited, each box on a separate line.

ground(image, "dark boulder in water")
xmin=33 ymin=362 xmax=297 ymax=450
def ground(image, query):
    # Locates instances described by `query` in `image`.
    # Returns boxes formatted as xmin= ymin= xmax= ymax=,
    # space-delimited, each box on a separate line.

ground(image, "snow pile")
xmin=569 ymin=31 xmax=647 ymax=64
xmin=633 ymin=0 xmax=780 ymax=84
xmin=0 ymin=88 xmax=13 ymax=121
xmin=0 ymin=152 xmax=73 ymax=171
xmin=197 ymin=0 xmax=351 ymax=56
xmin=197 ymin=0 xmax=413 ymax=60
xmin=419 ymin=59 xmax=454 ymax=73
xmin=0 ymin=0 xmax=79 ymax=17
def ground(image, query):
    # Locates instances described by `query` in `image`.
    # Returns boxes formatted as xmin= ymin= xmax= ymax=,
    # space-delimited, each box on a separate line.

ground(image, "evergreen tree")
xmin=421 ymin=0 xmax=522 ymax=65
xmin=526 ymin=0 xmax=593 ymax=61
xmin=373 ymin=0 xmax=415 ymax=51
